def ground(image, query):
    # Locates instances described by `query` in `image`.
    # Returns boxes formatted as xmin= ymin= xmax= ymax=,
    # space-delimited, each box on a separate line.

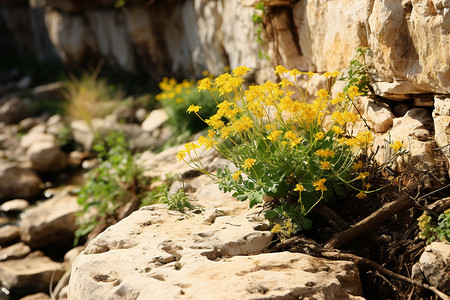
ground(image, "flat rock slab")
xmin=70 ymin=205 xmax=364 ymax=299
xmin=0 ymin=242 xmax=31 ymax=262
xmin=0 ymin=254 xmax=64 ymax=294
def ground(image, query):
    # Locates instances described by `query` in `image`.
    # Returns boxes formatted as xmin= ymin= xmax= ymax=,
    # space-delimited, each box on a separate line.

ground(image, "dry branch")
xmin=325 ymin=190 xmax=414 ymax=249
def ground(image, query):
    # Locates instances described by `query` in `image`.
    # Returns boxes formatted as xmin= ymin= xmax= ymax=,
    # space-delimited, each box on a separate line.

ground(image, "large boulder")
xmin=20 ymin=188 xmax=79 ymax=249
xmin=69 ymin=205 xmax=363 ymax=299
xmin=0 ymin=164 xmax=42 ymax=201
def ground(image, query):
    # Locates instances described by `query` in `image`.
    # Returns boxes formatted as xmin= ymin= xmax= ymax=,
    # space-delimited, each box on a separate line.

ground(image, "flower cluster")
xmin=176 ymin=65 xmax=401 ymax=235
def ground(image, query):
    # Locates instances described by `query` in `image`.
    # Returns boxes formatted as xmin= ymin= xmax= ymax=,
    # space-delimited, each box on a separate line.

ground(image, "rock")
xmin=433 ymin=115 xmax=450 ymax=175
xmin=0 ymin=199 xmax=30 ymax=214
xmin=0 ymin=253 xmax=64 ymax=294
xmin=412 ymin=242 xmax=450 ymax=294
xmin=141 ymin=109 xmax=168 ymax=132
xmin=27 ymin=139 xmax=68 ymax=173
xmin=357 ymin=96 xmax=394 ymax=133
xmin=19 ymin=293 xmax=51 ymax=300
xmin=0 ymin=164 xmax=42 ymax=201
xmin=373 ymin=108 xmax=437 ymax=171
xmin=20 ymin=132 xmax=56 ymax=150
xmin=433 ymin=95 xmax=450 ymax=116
xmin=0 ymin=242 xmax=32 ymax=262
xmin=0 ymin=97 xmax=31 ymax=124
xmin=0 ymin=225 xmax=20 ymax=246
xmin=16 ymin=75 xmax=33 ymax=90
xmin=19 ymin=118 xmax=42 ymax=132
xmin=69 ymin=205 xmax=363 ymax=299
xmin=368 ymin=0 xmax=450 ymax=95
xmin=20 ymin=188 xmax=79 ymax=249
xmin=31 ymin=81 xmax=64 ymax=98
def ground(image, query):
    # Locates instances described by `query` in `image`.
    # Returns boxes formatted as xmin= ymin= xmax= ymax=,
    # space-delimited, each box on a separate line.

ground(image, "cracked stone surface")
xmin=69 ymin=177 xmax=364 ymax=299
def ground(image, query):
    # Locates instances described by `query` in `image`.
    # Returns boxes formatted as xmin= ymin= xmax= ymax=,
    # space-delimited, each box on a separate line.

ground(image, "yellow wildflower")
xmin=352 ymin=160 xmax=363 ymax=171
xmin=390 ymin=141 xmax=404 ymax=152
xmin=332 ymin=126 xmax=344 ymax=135
xmin=356 ymin=191 xmax=367 ymax=199
xmin=356 ymin=172 xmax=370 ymax=180
xmin=275 ymin=65 xmax=288 ymax=75
xmin=197 ymin=78 xmax=212 ymax=91
xmin=267 ymin=130 xmax=283 ymax=142
xmin=232 ymin=66 xmax=251 ymax=77
xmin=331 ymin=92 xmax=345 ymax=105
xmin=313 ymin=178 xmax=327 ymax=192
xmin=271 ymin=223 xmax=282 ymax=234
xmin=316 ymin=89 xmax=329 ymax=99
xmin=184 ymin=142 xmax=199 ymax=152
xmin=232 ymin=170 xmax=243 ymax=181
xmin=294 ymin=183 xmax=304 ymax=192
xmin=320 ymin=161 xmax=331 ymax=170
xmin=279 ymin=78 xmax=293 ymax=88
xmin=347 ymin=86 xmax=361 ymax=100
xmin=176 ymin=150 xmax=187 ymax=161
xmin=315 ymin=148 xmax=335 ymax=159
xmin=290 ymin=68 xmax=301 ymax=76
xmin=186 ymin=104 xmax=201 ymax=113
xmin=314 ymin=132 xmax=325 ymax=140
xmin=198 ymin=136 xmax=217 ymax=150
xmin=242 ymin=158 xmax=256 ymax=171
xmin=232 ymin=116 xmax=253 ymax=132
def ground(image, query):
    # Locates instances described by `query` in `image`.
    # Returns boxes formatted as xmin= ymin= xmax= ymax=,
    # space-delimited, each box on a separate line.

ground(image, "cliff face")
xmin=2 ymin=0 xmax=449 ymax=96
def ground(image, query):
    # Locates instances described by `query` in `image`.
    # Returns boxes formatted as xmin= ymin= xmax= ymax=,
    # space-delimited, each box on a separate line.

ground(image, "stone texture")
xmin=19 ymin=293 xmax=51 ymax=300
xmin=20 ymin=188 xmax=79 ymax=249
xmin=0 ymin=97 xmax=31 ymax=124
xmin=69 ymin=204 xmax=363 ymax=300
xmin=27 ymin=140 xmax=68 ymax=173
xmin=0 ymin=164 xmax=42 ymax=201
xmin=372 ymin=108 xmax=437 ymax=171
xmin=0 ymin=242 xmax=32 ymax=262
xmin=357 ymin=96 xmax=394 ymax=133
xmin=0 ymin=199 xmax=30 ymax=214
xmin=141 ymin=109 xmax=168 ymax=132
xmin=412 ymin=242 xmax=450 ymax=294
xmin=0 ymin=225 xmax=20 ymax=246
xmin=0 ymin=253 xmax=64 ymax=294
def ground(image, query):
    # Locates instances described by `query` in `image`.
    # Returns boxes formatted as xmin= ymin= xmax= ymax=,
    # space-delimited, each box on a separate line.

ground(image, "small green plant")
xmin=155 ymin=75 xmax=224 ymax=144
xmin=74 ymin=131 xmax=154 ymax=245
xmin=339 ymin=47 xmax=372 ymax=96
xmin=153 ymin=184 xmax=194 ymax=212
xmin=418 ymin=209 xmax=450 ymax=244
xmin=176 ymin=66 xmax=404 ymax=236
xmin=251 ymin=1 xmax=269 ymax=60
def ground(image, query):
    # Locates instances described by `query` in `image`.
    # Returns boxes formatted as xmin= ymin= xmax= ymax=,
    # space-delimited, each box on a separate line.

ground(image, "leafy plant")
xmin=418 ymin=209 xmax=450 ymax=244
xmin=177 ymin=66 xmax=401 ymax=236
xmin=339 ymin=47 xmax=372 ymax=96
xmin=153 ymin=184 xmax=194 ymax=212
xmin=74 ymin=131 xmax=154 ymax=245
xmin=251 ymin=1 xmax=269 ymax=60
xmin=155 ymin=76 xmax=224 ymax=144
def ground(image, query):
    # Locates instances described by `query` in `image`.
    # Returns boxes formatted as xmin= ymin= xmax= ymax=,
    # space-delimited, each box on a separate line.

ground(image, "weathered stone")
xmin=0 ymin=254 xmax=64 ymax=294
xmin=373 ymin=108 xmax=437 ymax=171
xmin=0 ymin=225 xmax=20 ymax=246
xmin=434 ymin=95 xmax=450 ymax=116
xmin=0 ymin=97 xmax=31 ymax=124
xmin=141 ymin=109 xmax=168 ymax=132
xmin=412 ymin=242 xmax=450 ymax=294
xmin=19 ymin=292 xmax=51 ymax=300
xmin=433 ymin=115 xmax=450 ymax=174
xmin=0 ymin=242 xmax=31 ymax=262
xmin=20 ymin=132 xmax=55 ymax=150
xmin=20 ymin=188 xmax=79 ymax=249
xmin=27 ymin=140 xmax=67 ymax=173
xmin=357 ymin=96 xmax=394 ymax=133
xmin=0 ymin=199 xmax=30 ymax=214
xmin=31 ymin=81 xmax=64 ymax=99
xmin=69 ymin=204 xmax=363 ymax=299
xmin=0 ymin=164 xmax=42 ymax=200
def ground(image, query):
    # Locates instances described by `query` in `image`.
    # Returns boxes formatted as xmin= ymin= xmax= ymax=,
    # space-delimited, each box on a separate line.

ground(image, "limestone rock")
xmin=373 ymin=108 xmax=437 ymax=171
xmin=27 ymin=140 xmax=67 ymax=173
xmin=412 ymin=242 xmax=450 ymax=294
xmin=0 ymin=254 xmax=64 ymax=294
xmin=0 ymin=97 xmax=31 ymax=124
xmin=0 ymin=199 xmax=30 ymax=214
xmin=357 ymin=96 xmax=394 ymax=133
xmin=20 ymin=188 xmax=79 ymax=249
xmin=0 ymin=164 xmax=42 ymax=201
xmin=69 ymin=205 xmax=363 ymax=299
xmin=19 ymin=293 xmax=51 ymax=300
xmin=20 ymin=132 xmax=55 ymax=150
xmin=433 ymin=95 xmax=450 ymax=116
xmin=0 ymin=242 xmax=32 ymax=262
xmin=141 ymin=109 xmax=168 ymax=132
xmin=0 ymin=225 xmax=20 ymax=246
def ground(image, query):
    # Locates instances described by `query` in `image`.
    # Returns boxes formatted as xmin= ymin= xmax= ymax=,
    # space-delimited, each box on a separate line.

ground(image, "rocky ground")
xmin=0 ymin=70 xmax=449 ymax=300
